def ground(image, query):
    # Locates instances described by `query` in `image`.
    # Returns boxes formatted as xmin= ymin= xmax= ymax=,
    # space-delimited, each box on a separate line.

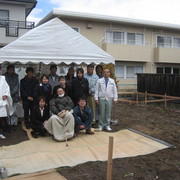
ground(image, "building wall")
xmin=0 ymin=2 xmax=34 ymax=47
xmin=0 ymin=3 xmax=26 ymax=21
xmin=59 ymin=18 xmax=180 ymax=92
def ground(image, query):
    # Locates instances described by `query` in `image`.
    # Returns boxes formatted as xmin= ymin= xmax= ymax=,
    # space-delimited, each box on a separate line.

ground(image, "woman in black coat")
xmin=30 ymin=96 xmax=50 ymax=138
xmin=71 ymin=68 xmax=89 ymax=106
xmin=34 ymin=75 xmax=52 ymax=105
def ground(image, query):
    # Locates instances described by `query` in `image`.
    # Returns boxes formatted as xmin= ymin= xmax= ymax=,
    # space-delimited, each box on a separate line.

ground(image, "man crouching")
xmin=73 ymin=97 xmax=94 ymax=135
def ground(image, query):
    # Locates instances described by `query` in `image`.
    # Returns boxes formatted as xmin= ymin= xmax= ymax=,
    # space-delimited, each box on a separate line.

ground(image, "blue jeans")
xmin=99 ymin=99 xmax=112 ymax=128
xmin=75 ymin=116 xmax=92 ymax=132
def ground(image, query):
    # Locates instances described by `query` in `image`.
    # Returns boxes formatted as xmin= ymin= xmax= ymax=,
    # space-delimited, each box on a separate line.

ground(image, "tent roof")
xmin=0 ymin=18 xmax=114 ymax=65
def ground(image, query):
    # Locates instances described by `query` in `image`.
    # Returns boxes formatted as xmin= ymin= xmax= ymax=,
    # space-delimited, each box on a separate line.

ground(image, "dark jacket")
xmin=20 ymin=76 xmax=39 ymax=101
xmin=50 ymin=95 xmax=74 ymax=115
xmin=30 ymin=105 xmax=50 ymax=132
xmin=34 ymin=83 xmax=52 ymax=104
xmin=3 ymin=72 xmax=19 ymax=102
xmin=73 ymin=105 xmax=92 ymax=131
xmin=73 ymin=105 xmax=92 ymax=123
xmin=71 ymin=77 xmax=89 ymax=105
xmin=65 ymin=73 xmax=75 ymax=87
xmin=53 ymin=84 xmax=70 ymax=97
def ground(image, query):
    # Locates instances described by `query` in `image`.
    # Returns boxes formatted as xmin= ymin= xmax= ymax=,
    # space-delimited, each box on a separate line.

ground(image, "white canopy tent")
xmin=0 ymin=17 xmax=114 ymax=65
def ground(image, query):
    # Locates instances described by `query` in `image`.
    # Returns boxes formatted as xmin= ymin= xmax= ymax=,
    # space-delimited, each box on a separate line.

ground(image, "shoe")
xmin=0 ymin=134 xmax=6 ymax=139
xmin=11 ymin=125 xmax=17 ymax=131
xmin=31 ymin=131 xmax=38 ymax=138
xmin=25 ymin=124 xmax=30 ymax=129
xmin=79 ymin=125 xmax=85 ymax=130
xmin=94 ymin=126 xmax=103 ymax=132
xmin=106 ymin=126 xmax=112 ymax=131
xmin=86 ymin=129 xmax=95 ymax=134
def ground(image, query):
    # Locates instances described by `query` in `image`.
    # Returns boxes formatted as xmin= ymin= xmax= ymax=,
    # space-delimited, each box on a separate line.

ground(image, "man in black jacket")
xmin=20 ymin=67 xmax=38 ymax=129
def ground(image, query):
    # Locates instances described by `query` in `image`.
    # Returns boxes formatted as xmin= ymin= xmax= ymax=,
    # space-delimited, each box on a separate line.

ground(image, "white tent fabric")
xmin=0 ymin=18 xmax=114 ymax=65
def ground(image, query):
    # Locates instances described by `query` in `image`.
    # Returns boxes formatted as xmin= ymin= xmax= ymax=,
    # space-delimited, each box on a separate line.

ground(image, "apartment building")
xmin=0 ymin=0 xmax=37 ymax=47
xmin=40 ymin=10 xmax=180 ymax=90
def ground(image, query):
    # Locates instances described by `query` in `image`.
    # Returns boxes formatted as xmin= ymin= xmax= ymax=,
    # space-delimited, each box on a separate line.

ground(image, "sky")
xmin=27 ymin=0 xmax=180 ymax=26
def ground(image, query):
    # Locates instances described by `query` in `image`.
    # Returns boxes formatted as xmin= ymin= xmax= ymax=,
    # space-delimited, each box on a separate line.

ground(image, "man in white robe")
xmin=0 ymin=68 xmax=14 ymax=139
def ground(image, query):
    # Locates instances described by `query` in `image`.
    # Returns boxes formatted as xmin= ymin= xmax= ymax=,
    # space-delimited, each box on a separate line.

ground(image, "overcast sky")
xmin=27 ymin=0 xmax=180 ymax=25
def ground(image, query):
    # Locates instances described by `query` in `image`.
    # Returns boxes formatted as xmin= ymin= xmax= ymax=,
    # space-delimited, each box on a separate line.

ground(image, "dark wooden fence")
xmin=137 ymin=74 xmax=180 ymax=97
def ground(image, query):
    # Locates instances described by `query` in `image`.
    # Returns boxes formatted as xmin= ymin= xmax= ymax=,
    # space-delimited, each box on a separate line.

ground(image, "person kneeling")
xmin=73 ymin=97 xmax=94 ymax=134
xmin=44 ymin=87 xmax=74 ymax=141
xmin=30 ymin=97 xmax=50 ymax=138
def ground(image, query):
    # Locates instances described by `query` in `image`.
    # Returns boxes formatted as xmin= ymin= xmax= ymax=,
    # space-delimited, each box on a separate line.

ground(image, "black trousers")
xmin=22 ymin=100 xmax=33 ymax=125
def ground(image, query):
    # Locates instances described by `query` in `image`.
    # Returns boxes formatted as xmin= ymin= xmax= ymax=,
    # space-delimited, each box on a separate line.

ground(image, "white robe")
xmin=0 ymin=76 xmax=14 ymax=117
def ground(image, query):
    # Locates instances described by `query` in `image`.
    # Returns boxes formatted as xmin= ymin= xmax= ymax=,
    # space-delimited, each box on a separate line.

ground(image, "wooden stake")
xmin=145 ymin=91 xmax=147 ymax=105
xmin=136 ymin=92 xmax=139 ymax=103
xmin=165 ymin=93 xmax=167 ymax=108
xmin=107 ymin=136 xmax=114 ymax=180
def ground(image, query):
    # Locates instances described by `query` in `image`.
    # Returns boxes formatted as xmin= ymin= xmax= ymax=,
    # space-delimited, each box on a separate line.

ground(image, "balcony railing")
xmin=0 ymin=19 xmax=35 ymax=37
xmin=100 ymin=37 xmax=152 ymax=46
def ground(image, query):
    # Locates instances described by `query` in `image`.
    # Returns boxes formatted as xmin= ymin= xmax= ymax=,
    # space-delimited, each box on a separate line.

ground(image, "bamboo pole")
xmin=107 ymin=136 xmax=114 ymax=180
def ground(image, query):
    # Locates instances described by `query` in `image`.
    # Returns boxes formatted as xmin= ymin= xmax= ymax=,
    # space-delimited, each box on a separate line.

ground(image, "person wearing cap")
xmin=3 ymin=65 xmax=19 ymax=130
xmin=0 ymin=66 xmax=14 ymax=139
xmin=95 ymin=68 xmax=118 ymax=131
xmin=20 ymin=67 xmax=38 ymax=129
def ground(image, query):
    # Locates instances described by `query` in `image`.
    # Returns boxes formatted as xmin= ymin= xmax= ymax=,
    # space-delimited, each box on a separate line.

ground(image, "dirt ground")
xmin=1 ymin=103 xmax=180 ymax=180
xmin=58 ymin=103 xmax=180 ymax=180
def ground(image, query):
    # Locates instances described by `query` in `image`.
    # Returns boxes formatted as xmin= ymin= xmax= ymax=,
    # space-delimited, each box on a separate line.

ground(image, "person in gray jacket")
xmin=48 ymin=64 xmax=59 ymax=93
xmin=84 ymin=64 xmax=99 ymax=125
xmin=3 ymin=65 xmax=19 ymax=130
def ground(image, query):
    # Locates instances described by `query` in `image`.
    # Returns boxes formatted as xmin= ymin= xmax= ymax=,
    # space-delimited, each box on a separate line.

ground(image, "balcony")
xmin=101 ymin=42 xmax=152 ymax=62
xmin=0 ymin=19 xmax=35 ymax=37
xmin=154 ymin=47 xmax=180 ymax=63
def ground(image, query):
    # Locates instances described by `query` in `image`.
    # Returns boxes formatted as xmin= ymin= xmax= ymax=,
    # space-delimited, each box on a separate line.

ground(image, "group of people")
xmin=0 ymin=63 xmax=118 ymax=141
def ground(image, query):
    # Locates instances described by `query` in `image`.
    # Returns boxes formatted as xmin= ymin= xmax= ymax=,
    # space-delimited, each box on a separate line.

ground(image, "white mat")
xmin=0 ymin=129 xmax=169 ymax=176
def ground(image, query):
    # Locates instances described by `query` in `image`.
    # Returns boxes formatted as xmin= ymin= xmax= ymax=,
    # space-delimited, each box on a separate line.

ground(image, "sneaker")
xmin=0 ymin=134 xmax=6 ymax=139
xmin=106 ymin=126 xmax=112 ymax=131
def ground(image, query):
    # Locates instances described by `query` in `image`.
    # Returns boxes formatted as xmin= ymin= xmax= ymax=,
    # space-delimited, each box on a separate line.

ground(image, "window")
xmin=106 ymin=30 xmax=124 ymax=44
xmin=157 ymin=36 xmax=172 ymax=47
xmin=157 ymin=67 xmax=163 ymax=74
xmin=173 ymin=68 xmax=179 ymax=74
xmin=115 ymin=65 xmax=124 ymax=78
xmin=0 ymin=10 xmax=9 ymax=20
xmin=127 ymin=33 xmax=135 ymax=45
xmin=115 ymin=65 xmax=143 ymax=79
xmin=173 ymin=38 xmax=180 ymax=48
xmin=106 ymin=31 xmax=143 ymax=45
xmin=156 ymin=67 xmax=180 ymax=74
xmin=127 ymin=66 xmax=143 ymax=78
xmin=165 ymin=67 xmax=171 ymax=74
xmin=127 ymin=33 xmax=143 ymax=45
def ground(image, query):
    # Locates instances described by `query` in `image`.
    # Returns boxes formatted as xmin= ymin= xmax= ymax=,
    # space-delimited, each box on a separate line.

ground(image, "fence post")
xmin=145 ymin=91 xmax=147 ymax=105
xmin=165 ymin=93 xmax=167 ymax=108
xmin=136 ymin=92 xmax=139 ymax=103
xmin=107 ymin=136 xmax=114 ymax=180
